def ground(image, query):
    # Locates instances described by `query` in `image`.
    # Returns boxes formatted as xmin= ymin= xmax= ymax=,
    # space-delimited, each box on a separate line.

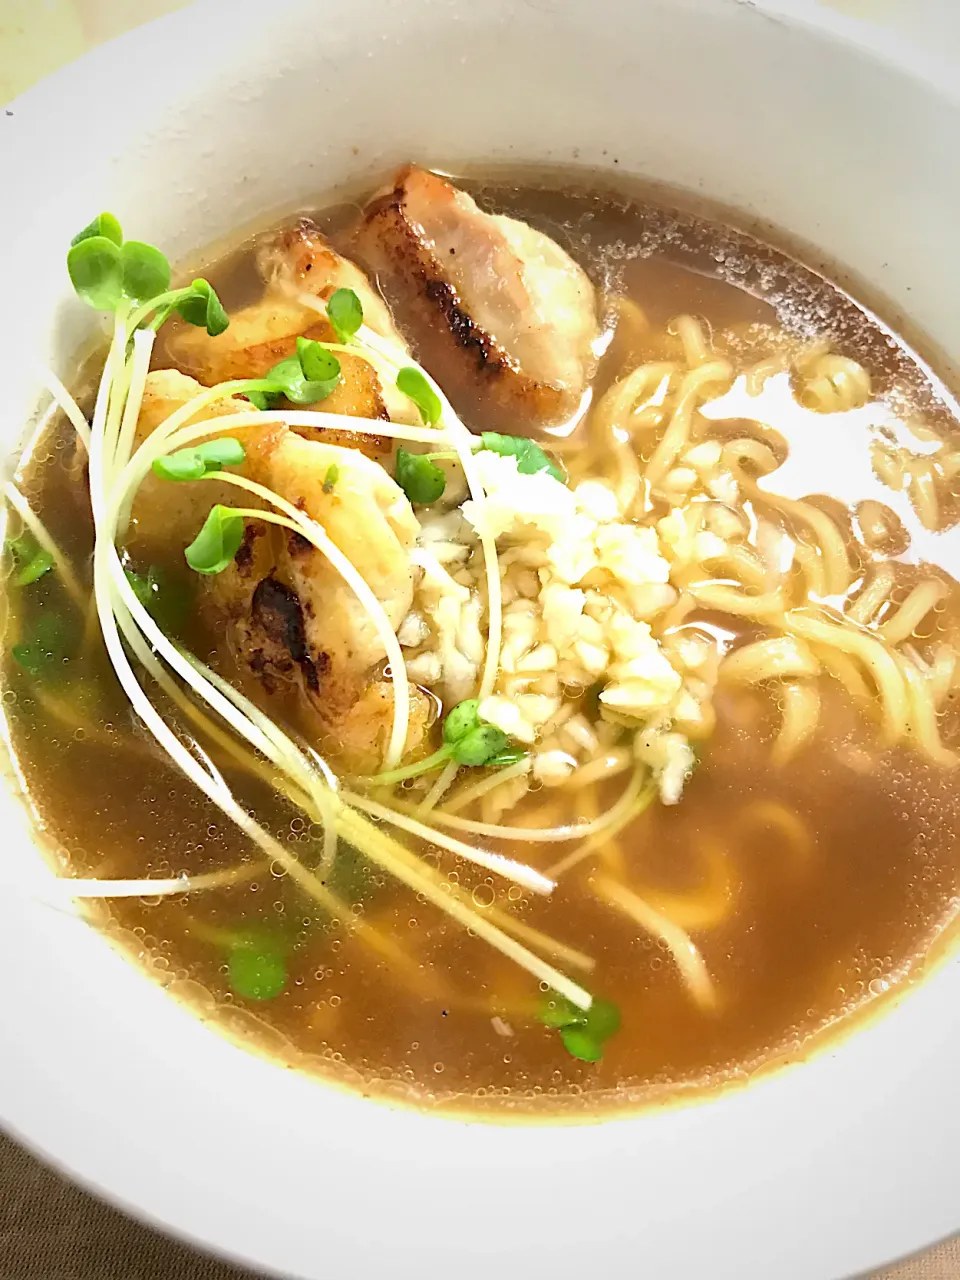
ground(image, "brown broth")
xmin=5 ymin=173 xmax=960 ymax=1120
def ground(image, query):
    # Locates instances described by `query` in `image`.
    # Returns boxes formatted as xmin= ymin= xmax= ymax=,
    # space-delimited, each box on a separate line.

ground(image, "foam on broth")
xmin=5 ymin=172 xmax=960 ymax=1119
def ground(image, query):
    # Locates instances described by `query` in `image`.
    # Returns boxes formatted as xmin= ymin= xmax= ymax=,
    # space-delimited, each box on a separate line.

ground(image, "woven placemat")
xmin=0 ymin=1130 xmax=955 ymax=1279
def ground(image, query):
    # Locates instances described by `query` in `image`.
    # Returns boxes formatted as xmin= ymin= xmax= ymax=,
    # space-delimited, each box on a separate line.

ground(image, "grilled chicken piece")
xmin=207 ymin=424 xmax=430 ymax=767
xmin=130 ymin=372 xmax=429 ymax=769
xmin=128 ymin=369 xmax=255 ymax=555
xmin=247 ymin=426 xmax=419 ymax=681
xmin=352 ymin=166 xmax=600 ymax=435
xmin=167 ymin=220 xmax=418 ymax=454
xmin=255 ymin=219 xmax=404 ymax=346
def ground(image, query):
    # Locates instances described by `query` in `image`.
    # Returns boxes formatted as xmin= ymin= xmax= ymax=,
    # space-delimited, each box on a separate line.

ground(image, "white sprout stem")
xmin=193 ymin=472 xmax=412 ymax=770
xmin=49 ymin=291 xmax=593 ymax=1011
xmin=398 ymin=766 xmax=648 ymax=844
xmin=109 ymin=554 xmax=309 ymax=783
xmin=335 ymin=807 xmax=591 ymax=1010
xmin=40 ymin=367 xmax=91 ymax=452
xmin=52 ymin=862 xmax=264 ymax=900
xmin=112 ymin=328 xmax=155 ymax=491
xmin=126 ymin=411 xmax=458 ymax=503
xmin=547 ymin=780 xmax=656 ymax=878
xmin=417 ymin=757 xmax=462 ymax=815
xmin=341 ymin=788 xmax=554 ymax=896
xmin=443 ymin=757 xmax=533 ymax=813
xmin=2 ymin=483 xmax=87 ymax=609
xmin=88 ymin=314 xmax=129 ymax=524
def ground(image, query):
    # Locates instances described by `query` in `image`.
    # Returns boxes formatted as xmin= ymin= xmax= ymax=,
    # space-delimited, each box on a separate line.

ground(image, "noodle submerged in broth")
xmin=4 ymin=171 xmax=960 ymax=1118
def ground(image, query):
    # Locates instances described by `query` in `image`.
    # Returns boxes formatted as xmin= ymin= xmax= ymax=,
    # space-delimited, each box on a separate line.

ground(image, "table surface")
xmin=0 ymin=1 xmax=957 ymax=1276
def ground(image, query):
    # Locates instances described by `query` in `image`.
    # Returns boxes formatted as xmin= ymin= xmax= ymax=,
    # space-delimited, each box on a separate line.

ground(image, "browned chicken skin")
xmin=167 ymin=219 xmax=418 ymax=459
xmin=352 ymin=166 xmax=600 ymax=435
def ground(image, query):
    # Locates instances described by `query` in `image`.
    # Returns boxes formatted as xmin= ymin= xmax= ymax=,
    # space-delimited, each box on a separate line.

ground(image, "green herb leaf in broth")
xmin=326 ymin=287 xmax=364 ymax=343
xmin=479 ymin=432 xmax=565 ymax=483
xmin=227 ymin=938 xmax=287 ymax=1001
xmin=11 ymin=609 xmax=73 ymax=677
xmin=184 ymin=506 xmax=245 ymax=576
xmin=7 ymin=532 xmax=54 ymax=586
xmin=539 ymin=992 xmax=621 ymax=1063
xmin=395 ymin=448 xmax=446 ymax=505
xmin=397 ymin=367 xmax=442 ymax=427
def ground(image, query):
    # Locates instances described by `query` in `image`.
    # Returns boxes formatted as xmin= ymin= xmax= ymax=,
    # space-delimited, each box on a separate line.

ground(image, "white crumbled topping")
xmin=411 ymin=548 xmax=471 ymax=602
xmin=405 ymin=651 xmax=443 ymax=685
xmin=533 ymin=749 xmax=578 ymax=786
xmin=516 ymin=642 xmax=558 ymax=673
xmin=397 ymin=611 xmax=430 ymax=649
xmin=540 ymin=583 xmax=586 ymax=650
xmin=693 ymin=530 xmax=728 ymax=562
xmin=574 ymin=479 xmax=620 ymax=523
xmin=635 ymin=726 xmax=696 ymax=806
xmin=462 ymin=451 xmax=579 ymax=541
xmin=708 ymin=471 xmax=739 ymax=504
xmin=684 ymin=440 xmax=723 ymax=471
xmin=478 ymin=695 xmax=537 ymax=743
xmin=404 ymin=448 xmax=719 ymax=785
xmin=661 ymin=466 xmax=698 ymax=495
xmin=546 ymin=531 xmax=599 ymax=585
xmin=594 ymin=524 xmax=670 ymax=585
xmin=515 ymin=693 xmax=561 ymax=728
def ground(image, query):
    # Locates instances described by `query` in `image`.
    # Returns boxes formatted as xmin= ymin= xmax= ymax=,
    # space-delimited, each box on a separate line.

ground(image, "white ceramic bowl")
xmin=1 ymin=2 xmax=959 ymax=1276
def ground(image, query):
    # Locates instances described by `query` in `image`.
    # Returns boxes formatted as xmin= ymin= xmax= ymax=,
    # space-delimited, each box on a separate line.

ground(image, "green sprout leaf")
xmin=540 ymin=993 xmax=621 ymax=1063
xmin=227 ymin=940 xmax=287 ymax=1001
xmin=367 ymin=699 xmax=524 ymax=786
xmin=397 ymin=367 xmax=442 ymax=427
xmin=441 ymin=700 xmax=511 ymax=767
xmin=295 ymin=336 xmax=341 ymax=389
xmin=253 ymin=340 xmax=342 ymax=407
xmin=184 ymin=505 xmax=245 ymax=575
xmin=322 ymin=464 xmax=340 ymax=494
xmin=152 ymin=451 xmax=205 ymax=482
xmin=246 ymin=389 xmax=280 ymax=411
xmin=485 ymin=748 xmax=527 ymax=769
xmin=121 ymin=241 xmax=171 ymax=305
xmin=7 ymin=532 xmax=53 ymax=587
xmin=67 ymin=235 xmax=123 ymax=311
xmin=450 ymin=723 xmax=509 ymax=767
xmin=71 ymin=213 xmax=122 ymax=248
xmin=479 ymin=432 xmax=565 ymax=483
xmin=153 ymin=436 xmax=245 ymax=482
xmin=395 ymin=448 xmax=446 ymax=505
xmin=175 ymin=279 xmax=230 ymax=337
xmin=442 ymin=698 xmax=481 ymax=745
xmin=327 ymin=288 xmax=364 ymax=343
xmin=195 ymin=437 xmax=245 ymax=468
